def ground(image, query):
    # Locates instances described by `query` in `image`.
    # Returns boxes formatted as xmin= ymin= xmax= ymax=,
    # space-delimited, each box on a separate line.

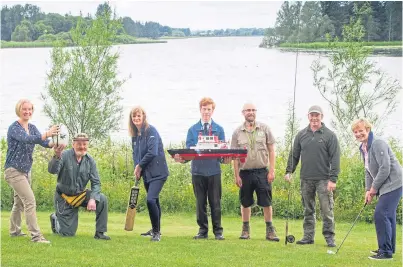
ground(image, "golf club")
xmin=327 ymin=202 xmax=367 ymax=255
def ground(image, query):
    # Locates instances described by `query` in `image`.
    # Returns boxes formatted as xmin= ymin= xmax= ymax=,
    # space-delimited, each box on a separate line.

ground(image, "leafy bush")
xmin=1 ymin=138 xmax=401 ymax=224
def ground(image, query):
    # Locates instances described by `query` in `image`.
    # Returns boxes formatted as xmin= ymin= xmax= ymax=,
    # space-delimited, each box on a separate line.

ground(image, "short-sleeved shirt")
xmin=231 ymin=121 xmax=275 ymax=170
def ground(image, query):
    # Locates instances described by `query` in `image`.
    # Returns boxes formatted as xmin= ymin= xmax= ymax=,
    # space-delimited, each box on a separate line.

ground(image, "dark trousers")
xmin=54 ymin=191 xmax=108 ymax=236
xmin=375 ymin=187 xmax=402 ymax=255
xmin=192 ymin=174 xmax=223 ymax=235
xmin=144 ymin=179 xmax=165 ymax=233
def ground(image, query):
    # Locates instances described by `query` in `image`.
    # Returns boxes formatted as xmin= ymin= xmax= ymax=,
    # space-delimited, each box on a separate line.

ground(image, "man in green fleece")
xmin=48 ymin=133 xmax=110 ymax=240
xmin=284 ymin=105 xmax=340 ymax=247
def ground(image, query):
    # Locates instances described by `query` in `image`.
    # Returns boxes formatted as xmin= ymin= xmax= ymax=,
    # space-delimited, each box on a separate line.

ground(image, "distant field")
xmin=1 ymin=211 xmax=401 ymax=267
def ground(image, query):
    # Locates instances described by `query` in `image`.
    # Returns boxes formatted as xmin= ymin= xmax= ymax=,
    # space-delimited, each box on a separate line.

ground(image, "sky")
xmin=3 ymin=0 xmax=284 ymax=30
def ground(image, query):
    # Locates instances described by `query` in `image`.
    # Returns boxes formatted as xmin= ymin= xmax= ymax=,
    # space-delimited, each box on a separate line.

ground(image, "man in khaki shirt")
xmin=231 ymin=103 xmax=279 ymax=241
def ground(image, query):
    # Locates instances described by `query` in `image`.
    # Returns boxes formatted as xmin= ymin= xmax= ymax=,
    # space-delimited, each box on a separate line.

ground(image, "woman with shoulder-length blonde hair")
xmin=4 ymin=99 xmax=60 ymax=243
xmin=351 ymin=118 xmax=402 ymax=260
xmin=128 ymin=106 xmax=149 ymax=137
xmin=129 ymin=106 xmax=169 ymax=241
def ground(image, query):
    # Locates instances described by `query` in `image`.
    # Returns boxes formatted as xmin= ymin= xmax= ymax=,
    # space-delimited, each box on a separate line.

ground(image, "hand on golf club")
xmin=365 ymin=187 xmax=377 ymax=204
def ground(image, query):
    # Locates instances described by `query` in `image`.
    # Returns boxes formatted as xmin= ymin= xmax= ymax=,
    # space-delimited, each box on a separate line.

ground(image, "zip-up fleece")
xmin=286 ymin=123 xmax=340 ymax=183
xmin=132 ymin=125 xmax=169 ymax=182
xmin=186 ymin=119 xmax=225 ymax=176
xmin=360 ymin=131 xmax=402 ymax=196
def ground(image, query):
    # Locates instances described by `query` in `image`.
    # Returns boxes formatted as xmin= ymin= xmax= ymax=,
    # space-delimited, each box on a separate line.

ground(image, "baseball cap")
xmin=308 ymin=105 xmax=323 ymax=114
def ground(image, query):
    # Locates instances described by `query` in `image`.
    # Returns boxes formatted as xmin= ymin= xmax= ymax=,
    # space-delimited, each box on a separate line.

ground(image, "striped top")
xmin=4 ymin=121 xmax=50 ymax=173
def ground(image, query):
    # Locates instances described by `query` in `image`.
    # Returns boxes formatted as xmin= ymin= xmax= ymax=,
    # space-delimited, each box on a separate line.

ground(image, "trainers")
xmin=10 ymin=232 xmax=27 ymax=237
xmin=94 ymin=231 xmax=111 ymax=240
xmin=239 ymin=225 xmax=250 ymax=239
xmin=141 ymin=229 xmax=153 ymax=236
xmin=193 ymin=232 xmax=208 ymax=239
xmin=296 ymin=238 xmax=314 ymax=245
xmin=215 ymin=234 xmax=225 ymax=240
xmin=141 ymin=229 xmax=162 ymax=237
xmin=151 ymin=232 xmax=161 ymax=242
xmin=326 ymin=238 xmax=336 ymax=247
xmin=368 ymin=252 xmax=392 ymax=260
xmin=266 ymin=226 xmax=280 ymax=242
xmin=50 ymin=213 xmax=57 ymax=234
xmin=31 ymin=236 xmax=51 ymax=244
xmin=370 ymin=249 xmax=379 ymax=255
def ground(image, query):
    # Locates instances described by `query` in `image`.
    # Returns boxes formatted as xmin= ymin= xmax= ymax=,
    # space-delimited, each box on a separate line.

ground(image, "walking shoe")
xmin=193 ymin=232 xmax=208 ymax=239
xmin=370 ymin=249 xmax=379 ymax=255
xmin=296 ymin=238 xmax=314 ymax=245
xmin=151 ymin=232 xmax=161 ymax=242
xmin=239 ymin=225 xmax=250 ymax=239
xmin=266 ymin=226 xmax=280 ymax=242
xmin=368 ymin=252 xmax=392 ymax=260
xmin=94 ymin=232 xmax=111 ymax=240
xmin=140 ymin=229 xmax=153 ymax=237
xmin=326 ymin=238 xmax=336 ymax=247
xmin=31 ymin=236 xmax=51 ymax=244
xmin=141 ymin=229 xmax=162 ymax=237
xmin=10 ymin=232 xmax=27 ymax=237
xmin=50 ymin=213 xmax=57 ymax=234
xmin=215 ymin=234 xmax=225 ymax=240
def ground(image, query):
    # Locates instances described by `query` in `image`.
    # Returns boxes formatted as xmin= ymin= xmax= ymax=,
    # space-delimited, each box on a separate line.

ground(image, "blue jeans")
xmin=375 ymin=187 xmax=402 ymax=255
xmin=144 ymin=179 xmax=166 ymax=233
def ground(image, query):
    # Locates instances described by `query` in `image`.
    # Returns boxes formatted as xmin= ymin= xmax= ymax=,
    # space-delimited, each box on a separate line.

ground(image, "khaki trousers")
xmin=4 ymin=167 xmax=42 ymax=239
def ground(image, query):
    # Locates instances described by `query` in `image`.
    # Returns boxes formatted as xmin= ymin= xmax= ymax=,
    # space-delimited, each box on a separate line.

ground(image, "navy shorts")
xmin=239 ymin=168 xmax=272 ymax=207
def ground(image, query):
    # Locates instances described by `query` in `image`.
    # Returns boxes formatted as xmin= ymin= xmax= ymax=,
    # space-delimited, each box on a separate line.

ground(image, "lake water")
xmin=1 ymin=37 xmax=401 ymax=145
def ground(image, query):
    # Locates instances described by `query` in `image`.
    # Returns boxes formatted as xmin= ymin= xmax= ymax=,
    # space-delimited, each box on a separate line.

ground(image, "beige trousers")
xmin=4 ymin=167 xmax=41 ymax=239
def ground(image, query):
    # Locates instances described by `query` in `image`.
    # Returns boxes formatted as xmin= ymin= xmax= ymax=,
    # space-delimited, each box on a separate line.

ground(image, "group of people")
xmin=4 ymin=97 xmax=402 ymax=261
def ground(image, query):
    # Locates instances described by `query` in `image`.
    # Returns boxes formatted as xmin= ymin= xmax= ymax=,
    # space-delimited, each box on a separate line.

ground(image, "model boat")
xmin=167 ymin=132 xmax=248 ymax=162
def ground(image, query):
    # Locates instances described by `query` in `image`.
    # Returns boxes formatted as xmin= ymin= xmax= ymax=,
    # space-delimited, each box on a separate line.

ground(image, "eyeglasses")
xmin=243 ymin=109 xmax=257 ymax=113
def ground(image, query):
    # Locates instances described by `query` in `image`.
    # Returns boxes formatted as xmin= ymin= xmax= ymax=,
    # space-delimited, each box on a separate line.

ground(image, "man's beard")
xmin=75 ymin=151 xmax=87 ymax=157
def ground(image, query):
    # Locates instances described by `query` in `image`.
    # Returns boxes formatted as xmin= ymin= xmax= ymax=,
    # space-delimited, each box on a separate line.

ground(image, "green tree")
xmin=33 ymin=20 xmax=54 ymax=40
xmin=311 ymin=6 xmax=401 ymax=148
xmin=41 ymin=11 xmax=127 ymax=140
xmin=172 ymin=29 xmax=185 ymax=37
xmin=11 ymin=20 xmax=31 ymax=41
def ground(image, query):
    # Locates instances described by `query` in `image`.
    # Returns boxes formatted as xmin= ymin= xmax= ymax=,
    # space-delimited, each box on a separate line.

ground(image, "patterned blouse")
xmin=4 ymin=121 xmax=50 ymax=174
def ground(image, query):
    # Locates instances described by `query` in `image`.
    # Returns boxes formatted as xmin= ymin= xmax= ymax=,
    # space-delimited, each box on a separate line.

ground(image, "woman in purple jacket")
xmin=4 ymin=99 xmax=59 ymax=243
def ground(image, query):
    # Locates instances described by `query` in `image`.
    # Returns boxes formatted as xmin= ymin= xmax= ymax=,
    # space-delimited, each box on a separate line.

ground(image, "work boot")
xmin=326 ymin=237 xmax=336 ymax=247
xmin=239 ymin=224 xmax=250 ymax=239
xmin=266 ymin=226 xmax=280 ymax=242
xmin=94 ymin=231 xmax=111 ymax=240
xmin=296 ymin=238 xmax=314 ymax=245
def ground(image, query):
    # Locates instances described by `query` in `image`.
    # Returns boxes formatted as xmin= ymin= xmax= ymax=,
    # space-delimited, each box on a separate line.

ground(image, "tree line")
xmin=263 ymin=1 xmax=402 ymax=46
xmin=1 ymin=2 xmax=265 ymax=43
xmin=0 ymin=3 xmax=192 ymax=42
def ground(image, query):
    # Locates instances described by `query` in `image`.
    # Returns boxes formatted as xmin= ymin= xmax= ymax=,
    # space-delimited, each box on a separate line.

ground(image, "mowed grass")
xmin=1 ymin=211 xmax=402 ymax=267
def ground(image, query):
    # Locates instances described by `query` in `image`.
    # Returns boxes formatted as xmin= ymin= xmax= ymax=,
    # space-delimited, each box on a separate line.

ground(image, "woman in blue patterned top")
xmin=4 ymin=99 xmax=60 ymax=243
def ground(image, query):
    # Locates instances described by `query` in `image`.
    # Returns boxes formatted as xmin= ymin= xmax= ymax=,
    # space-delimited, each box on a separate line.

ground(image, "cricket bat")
xmin=124 ymin=179 xmax=140 ymax=231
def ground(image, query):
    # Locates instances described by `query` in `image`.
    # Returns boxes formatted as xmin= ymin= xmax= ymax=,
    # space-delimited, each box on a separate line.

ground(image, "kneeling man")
xmin=48 ymin=133 xmax=110 ymax=240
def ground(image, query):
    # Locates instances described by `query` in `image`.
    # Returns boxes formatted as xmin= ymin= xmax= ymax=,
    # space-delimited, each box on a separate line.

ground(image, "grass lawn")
xmin=1 ymin=211 xmax=401 ymax=267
